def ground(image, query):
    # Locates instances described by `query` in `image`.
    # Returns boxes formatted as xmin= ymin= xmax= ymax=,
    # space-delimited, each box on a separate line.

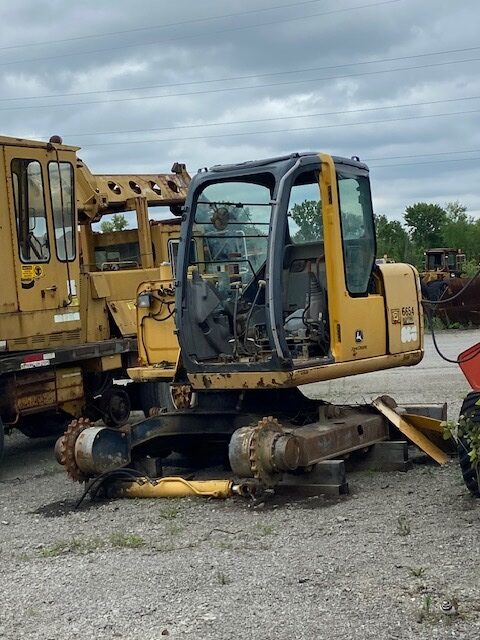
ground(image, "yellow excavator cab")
xmin=133 ymin=151 xmax=423 ymax=389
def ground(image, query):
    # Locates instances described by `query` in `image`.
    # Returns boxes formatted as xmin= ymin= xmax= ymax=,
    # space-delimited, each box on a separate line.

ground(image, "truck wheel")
xmin=101 ymin=387 xmax=131 ymax=428
xmin=0 ymin=418 xmax=4 ymax=464
xmin=17 ymin=411 xmax=73 ymax=439
xmin=140 ymin=382 xmax=175 ymax=417
xmin=458 ymin=391 xmax=480 ymax=497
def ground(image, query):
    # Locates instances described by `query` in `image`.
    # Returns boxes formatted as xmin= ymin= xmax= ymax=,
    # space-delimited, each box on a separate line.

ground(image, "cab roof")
xmin=0 ymin=134 xmax=79 ymax=152
xmin=208 ymin=151 xmax=368 ymax=173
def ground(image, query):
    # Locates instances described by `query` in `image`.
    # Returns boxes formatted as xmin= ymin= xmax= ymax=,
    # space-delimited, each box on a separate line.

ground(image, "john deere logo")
xmin=355 ymin=329 xmax=363 ymax=343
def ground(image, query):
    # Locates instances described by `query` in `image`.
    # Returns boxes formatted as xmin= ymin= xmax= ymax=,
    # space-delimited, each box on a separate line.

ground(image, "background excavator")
xmin=56 ymin=151 xmax=451 ymax=494
xmin=0 ymin=134 xmax=189 ymax=463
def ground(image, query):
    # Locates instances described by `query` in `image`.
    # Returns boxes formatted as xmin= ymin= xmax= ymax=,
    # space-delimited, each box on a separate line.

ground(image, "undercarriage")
xmin=55 ymin=387 xmax=449 ymax=495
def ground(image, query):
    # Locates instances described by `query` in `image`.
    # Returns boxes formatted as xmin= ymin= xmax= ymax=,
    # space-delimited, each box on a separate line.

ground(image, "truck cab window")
xmin=48 ymin=162 xmax=75 ymax=261
xmin=11 ymin=159 xmax=50 ymax=263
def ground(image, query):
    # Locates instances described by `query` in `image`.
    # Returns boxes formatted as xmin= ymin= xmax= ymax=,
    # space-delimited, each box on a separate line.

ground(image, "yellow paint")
xmin=135 ymin=278 xmax=180 ymax=370
xmin=118 ymin=477 xmax=234 ymax=499
xmin=188 ymin=350 xmax=422 ymax=389
xmin=0 ymin=133 xmax=190 ymax=424
xmin=402 ymin=413 xmax=445 ymax=434
xmin=372 ymin=398 xmax=449 ymax=464
xmin=319 ymin=154 xmax=386 ymax=362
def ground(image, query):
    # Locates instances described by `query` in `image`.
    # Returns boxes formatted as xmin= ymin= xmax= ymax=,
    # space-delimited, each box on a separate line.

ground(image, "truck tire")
xmin=0 ymin=417 xmax=4 ymax=464
xmin=140 ymin=382 xmax=175 ymax=417
xmin=17 ymin=411 xmax=73 ymax=439
xmin=458 ymin=391 xmax=480 ymax=497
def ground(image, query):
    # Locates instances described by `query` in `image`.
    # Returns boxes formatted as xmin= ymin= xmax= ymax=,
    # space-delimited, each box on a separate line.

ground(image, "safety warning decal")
xmin=21 ymin=264 xmax=45 ymax=280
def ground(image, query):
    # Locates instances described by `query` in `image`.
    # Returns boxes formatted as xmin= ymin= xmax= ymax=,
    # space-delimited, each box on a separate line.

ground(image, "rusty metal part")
xmin=229 ymin=405 xmax=395 ymax=487
xmin=171 ymin=383 xmax=193 ymax=410
xmin=55 ymin=417 xmax=93 ymax=482
xmin=229 ymin=416 xmax=301 ymax=487
xmin=148 ymin=406 xmax=165 ymax=417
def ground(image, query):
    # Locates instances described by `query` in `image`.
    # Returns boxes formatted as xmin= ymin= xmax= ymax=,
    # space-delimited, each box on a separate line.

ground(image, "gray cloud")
xmin=0 ymin=0 xmax=479 ymax=218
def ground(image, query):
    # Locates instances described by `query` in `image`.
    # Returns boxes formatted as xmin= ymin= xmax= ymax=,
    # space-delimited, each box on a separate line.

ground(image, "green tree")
xmin=442 ymin=201 xmax=480 ymax=260
xmin=100 ymin=213 xmax=128 ymax=233
xmin=289 ymin=200 xmax=322 ymax=242
xmin=375 ymin=214 xmax=411 ymax=262
xmin=404 ymin=202 xmax=447 ymax=248
xmin=445 ymin=200 xmax=467 ymax=223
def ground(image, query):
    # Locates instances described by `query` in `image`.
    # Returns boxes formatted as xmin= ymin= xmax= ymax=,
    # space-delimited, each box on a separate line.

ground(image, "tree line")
xmin=100 ymin=199 xmax=480 ymax=275
xmin=376 ymin=201 xmax=480 ymax=273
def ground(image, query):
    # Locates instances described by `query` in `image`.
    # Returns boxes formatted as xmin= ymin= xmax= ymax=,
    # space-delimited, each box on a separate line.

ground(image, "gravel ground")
xmin=0 ymin=331 xmax=479 ymax=640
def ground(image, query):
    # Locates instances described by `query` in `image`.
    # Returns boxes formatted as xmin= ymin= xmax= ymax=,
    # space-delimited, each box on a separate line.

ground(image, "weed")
xmin=39 ymin=541 xmax=71 ymax=558
xmin=165 ymin=522 xmax=184 ymax=536
xmin=218 ymin=541 xmax=235 ymax=550
xmin=421 ymin=467 xmax=434 ymax=476
xmin=423 ymin=594 xmax=433 ymax=614
xmin=216 ymin=571 xmax=230 ymax=585
xmin=39 ymin=533 xmax=144 ymax=557
xmin=109 ymin=532 xmax=145 ymax=548
xmin=364 ymin=467 xmax=383 ymax=474
xmin=159 ymin=505 xmax=180 ymax=520
xmin=396 ymin=515 xmax=411 ymax=536
xmin=409 ymin=566 xmax=426 ymax=577
xmin=256 ymin=523 xmax=274 ymax=536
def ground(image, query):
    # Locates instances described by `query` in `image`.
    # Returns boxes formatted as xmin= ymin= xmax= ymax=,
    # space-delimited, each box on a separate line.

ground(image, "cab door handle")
xmin=41 ymin=285 xmax=57 ymax=298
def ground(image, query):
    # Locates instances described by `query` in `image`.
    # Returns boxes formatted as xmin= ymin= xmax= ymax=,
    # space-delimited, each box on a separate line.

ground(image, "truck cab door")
xmin=5 ymin=146 xmax=79 ymax=313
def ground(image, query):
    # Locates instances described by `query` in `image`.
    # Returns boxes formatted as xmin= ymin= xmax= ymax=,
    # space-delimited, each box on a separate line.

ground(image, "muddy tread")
xmin=458 ymin=391 xmax=480 ymax=497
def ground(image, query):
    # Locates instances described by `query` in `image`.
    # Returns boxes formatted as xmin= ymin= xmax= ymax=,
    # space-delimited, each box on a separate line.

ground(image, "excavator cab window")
xmin=192 ymin=175 xmax=273 ymax=288
xmin=283 ymin=170 xmax=329 ymax=360
xmin=337 ymin=172 xmax=376 ymax=295
xmin=48 ymin=162 xmax=76 ymax=262
xmin=11 ymin=159 xmax=50 ymax=263
xmin=179 ymin=174 xmax=273 ymax=364
xmin=168 ymin=238 xmax=197 ymax=278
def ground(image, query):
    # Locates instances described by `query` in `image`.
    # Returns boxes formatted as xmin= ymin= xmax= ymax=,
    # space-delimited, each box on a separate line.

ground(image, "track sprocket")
xmin=171 ymin=384 xmax=193 ymax=410
xmin=55 ymin=417 xmax=93 ymax=483
xmin=248 ymin=416 xmax=283 ymax=487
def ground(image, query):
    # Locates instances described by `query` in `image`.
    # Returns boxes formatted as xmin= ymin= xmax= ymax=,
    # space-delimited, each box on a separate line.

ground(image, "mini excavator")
xmin=56 ymin=152 xmax=450 ymax=495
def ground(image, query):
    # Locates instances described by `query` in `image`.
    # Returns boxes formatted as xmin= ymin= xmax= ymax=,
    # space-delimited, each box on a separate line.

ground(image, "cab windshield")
xmin=192 ymin=175 xmax=273 ymax=289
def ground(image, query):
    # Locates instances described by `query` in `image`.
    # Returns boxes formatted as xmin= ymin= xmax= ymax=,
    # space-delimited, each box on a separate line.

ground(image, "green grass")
xmin=109 ymin=532 xmax=145 ymax=548
xmin=158 ymin=505 xmax=181 ymax=520
xmin=256 ymin=523 xmax=274 ymax=536
xmin=38 ymin=532 xmax=144 ymax=557
xmin=396 ymin=515 xmax=411 ymax=536
xmin=216 ymin=571 xmax=230 ymax=585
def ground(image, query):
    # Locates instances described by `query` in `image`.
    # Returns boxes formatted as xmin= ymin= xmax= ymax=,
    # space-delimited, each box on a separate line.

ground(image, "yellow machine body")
xmin=131 ymin=152 xmax=423 ymax=390
xmin=57 ymin=152 xmax=452 ymax=491
xmin=0 ymin=134 xmax=189 ymax=433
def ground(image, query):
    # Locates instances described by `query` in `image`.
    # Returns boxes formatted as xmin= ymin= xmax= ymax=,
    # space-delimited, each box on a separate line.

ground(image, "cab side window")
xmin=11 ymin=159 xmax=50 ymax=263
xmin=337 ymin=172 xmax=376 ymax=295
xmin=48 ymin=162 xmax=75 ymax=261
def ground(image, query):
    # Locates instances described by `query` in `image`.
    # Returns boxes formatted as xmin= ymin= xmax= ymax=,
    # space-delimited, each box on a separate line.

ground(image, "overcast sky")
xmin=0 ymin=0 xmax=479 ymax=220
